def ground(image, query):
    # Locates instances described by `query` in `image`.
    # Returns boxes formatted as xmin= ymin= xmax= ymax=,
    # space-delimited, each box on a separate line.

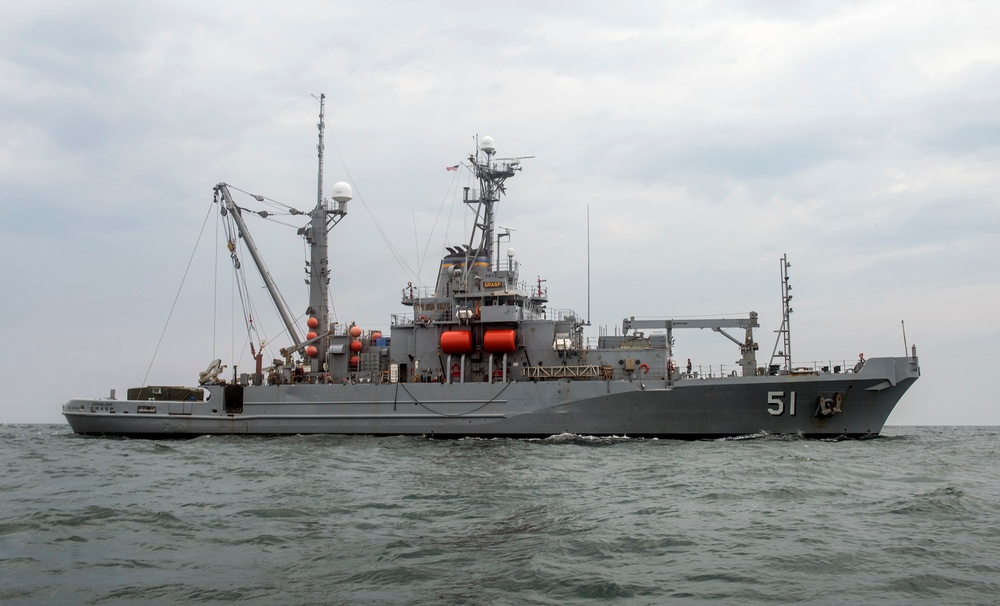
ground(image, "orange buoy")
xmin=371 ymin=331 xmax=382 ymax=341
xmin=349 ymin=326 xmax=362 ymax=338
xmin=483 ymin=329 xmax=517 ymax=353
xmin=350 ymin=340 xmax=362 ymax=352
xmin=440 ymin=330 xmax=473 ymax=354
xmin=306 ymin=331 xmax=318 ymax=341
xmin=307 ymin=317 xmax=319 ymax=329
xmin=305 ymin=345 xmax=318 ymax=357
xmin=350 ymin=355 xmax=360 ymax=366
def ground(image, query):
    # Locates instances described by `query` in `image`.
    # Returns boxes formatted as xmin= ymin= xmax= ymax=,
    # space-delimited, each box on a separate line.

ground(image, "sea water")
xmin=2 ymin=425 xmax=998 ymax=605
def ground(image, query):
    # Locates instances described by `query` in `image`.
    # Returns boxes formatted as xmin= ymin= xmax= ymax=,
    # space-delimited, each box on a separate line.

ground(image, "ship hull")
xmin=63 ymin=356 xmax=918 ymax=439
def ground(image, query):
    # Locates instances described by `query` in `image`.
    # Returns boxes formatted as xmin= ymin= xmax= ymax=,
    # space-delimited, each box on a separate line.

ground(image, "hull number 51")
xmin=767 ymin=391 xmax=796 ymax=416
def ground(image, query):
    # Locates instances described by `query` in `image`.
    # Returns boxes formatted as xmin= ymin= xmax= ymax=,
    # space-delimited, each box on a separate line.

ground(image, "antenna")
xmin=587 ymin=204 xmax=591 ymax=325
xmin=496 ymin=226 xmax=515 ymax=269
xmin=313 ymin=93 xmax=325 ymax=209
xmin=768 ymin=254 xmax=793 ymax=373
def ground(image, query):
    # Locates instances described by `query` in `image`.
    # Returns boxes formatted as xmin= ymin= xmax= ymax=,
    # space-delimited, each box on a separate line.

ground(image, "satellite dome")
xmin=479 ymin=136 xmax=496 ymax=155
xmin=507 ymin=248 xmax=515 ymax=258
xmin=331 ymin=181 xmax=352 ymax=203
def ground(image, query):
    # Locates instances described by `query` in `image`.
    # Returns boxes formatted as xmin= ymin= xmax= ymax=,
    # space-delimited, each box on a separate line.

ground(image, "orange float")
xmin=483 ymin=329 xmax=517 ymax=353
xmin=440 ymin=331 xmax=473 ymax=354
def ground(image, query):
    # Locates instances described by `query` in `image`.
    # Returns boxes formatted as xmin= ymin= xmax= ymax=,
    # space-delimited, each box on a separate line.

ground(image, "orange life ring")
xmin=639 ymin=363 xmax=649 ymax=374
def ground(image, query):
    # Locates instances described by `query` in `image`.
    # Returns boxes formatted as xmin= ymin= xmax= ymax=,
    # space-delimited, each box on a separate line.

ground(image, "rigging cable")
xmin=398 ymin=380 xmax=512 ymax=417
xmin=417 ymin=167 xmax=465 ymax=290
xmin=223 ymin=189 xmax=304 ymax=348
xmin=141 ymin=198 xmax=216 ymax=388
xmin=326 ymin=132 xmax=418 ymax=283
xmin=225 ymin=184 xmax=303 ymax=215
xmin=213 ymin=190 xmax=220 ymax=359
xmin=222 ymin=204 xmax=284 ymax=367
xmin=222 ymin=187 xmax=320 ymax=365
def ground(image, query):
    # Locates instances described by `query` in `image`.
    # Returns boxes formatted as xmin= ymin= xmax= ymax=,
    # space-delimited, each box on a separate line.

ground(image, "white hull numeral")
xmin=767 ymin=391 xmax=796 ymax=416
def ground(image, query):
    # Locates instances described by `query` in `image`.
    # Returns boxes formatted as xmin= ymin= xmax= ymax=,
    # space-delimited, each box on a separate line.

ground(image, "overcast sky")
xmin=2 ymin=1 xmax=998 ymax=425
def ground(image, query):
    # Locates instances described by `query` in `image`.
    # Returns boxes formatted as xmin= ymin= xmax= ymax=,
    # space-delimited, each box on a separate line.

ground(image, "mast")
xmin=465 ymin=136 xmax=532 ymax=269
xmin=769 ymin=254 xmax=793 ymax=372
xmin=587 ymin=204 xmax=591 ymax=325
xmin=305 ymin=93 xmax=349 ymax=374
xmin=316 ymin=94 xmax=325 ymax=216
xmin=215 ymin=96 xmax=349 ymax=374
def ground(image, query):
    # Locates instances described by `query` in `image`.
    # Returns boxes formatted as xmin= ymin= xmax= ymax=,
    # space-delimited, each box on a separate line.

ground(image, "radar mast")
xmin=464 ymin=136 xmax=532 ymax=269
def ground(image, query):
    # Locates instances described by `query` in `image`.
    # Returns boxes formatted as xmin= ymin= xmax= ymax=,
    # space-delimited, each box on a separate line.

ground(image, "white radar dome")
xmin=507 ymin=248 xmax=515 ymax=258
xmin=479 ymin=136 xmax=496 ymax=155
xmin=331 ymin=181 xmax=352 ymax=202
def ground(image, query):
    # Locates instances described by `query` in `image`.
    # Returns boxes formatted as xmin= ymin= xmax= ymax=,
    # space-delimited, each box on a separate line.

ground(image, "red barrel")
xmin=440 ymin=330 xmax=473 ymax=354
xmin=483 ymin=329 xmax=517 ymax=353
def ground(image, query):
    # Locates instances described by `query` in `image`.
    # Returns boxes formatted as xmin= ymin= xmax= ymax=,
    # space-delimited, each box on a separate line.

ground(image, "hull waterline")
xmin=64 ymin=356 xmax=919 ymax=439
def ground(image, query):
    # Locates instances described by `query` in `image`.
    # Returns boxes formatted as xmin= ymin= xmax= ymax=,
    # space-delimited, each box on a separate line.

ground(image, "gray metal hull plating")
xmin=63 ymin=356 xmax=918 ymax=439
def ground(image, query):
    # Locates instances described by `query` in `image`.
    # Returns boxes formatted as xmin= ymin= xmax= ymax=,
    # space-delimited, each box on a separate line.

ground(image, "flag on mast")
xmin=446 ymin=164 xmax=459 ymax=171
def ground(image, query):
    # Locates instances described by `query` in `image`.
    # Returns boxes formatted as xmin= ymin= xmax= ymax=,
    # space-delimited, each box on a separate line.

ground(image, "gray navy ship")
xmin=63 ymin=97 xmax=920 ymax=438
